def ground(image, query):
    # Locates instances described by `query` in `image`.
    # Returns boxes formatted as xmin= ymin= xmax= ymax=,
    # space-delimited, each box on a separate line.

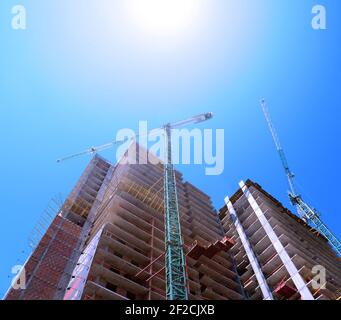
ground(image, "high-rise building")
xmin=5 ymin=145 xmax=340 ymax=300
xmin=5 ymin=144 xmax=243 ymax=300
xmin=220 ymin=179 xmax=341 ymax=300
xmin=5 ymin=154 xmax=111 ymax=300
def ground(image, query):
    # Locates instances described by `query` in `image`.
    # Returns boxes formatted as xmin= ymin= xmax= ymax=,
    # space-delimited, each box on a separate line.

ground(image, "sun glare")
xmin=126 ymin=0 xmax=199 ymax=36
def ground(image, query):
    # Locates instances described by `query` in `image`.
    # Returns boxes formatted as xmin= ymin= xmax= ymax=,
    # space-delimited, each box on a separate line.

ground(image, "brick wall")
xmin=5 ymin=215 xmax=82 ymax=300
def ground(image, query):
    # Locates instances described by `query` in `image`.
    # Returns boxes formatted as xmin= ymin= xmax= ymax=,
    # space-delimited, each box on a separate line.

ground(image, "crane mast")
xmin=163 ymin=124 xmax=188 ymax=300
xmin=260 ymin=99 xmax=341 ymax=255
xmin=163 ymin=112 xmax=212 ymax=300
xmin=260 ymin=99 xmax=298 ymax=198
xmin=58 ymin=112 xmax=213 ymax=299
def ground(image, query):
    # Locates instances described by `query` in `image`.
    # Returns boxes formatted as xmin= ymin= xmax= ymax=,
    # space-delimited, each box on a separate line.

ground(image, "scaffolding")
xmin=28 ymin=196 xmax=64 ymax=250
xmin=132 ymin=235 xmax=236 ymax=299
xmin=6 ymin=157 xmax=112 ymax=300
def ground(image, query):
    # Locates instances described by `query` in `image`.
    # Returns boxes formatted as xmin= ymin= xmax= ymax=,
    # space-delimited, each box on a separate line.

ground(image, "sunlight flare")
xmin=126 ymin=0 xmax=200 ymax=36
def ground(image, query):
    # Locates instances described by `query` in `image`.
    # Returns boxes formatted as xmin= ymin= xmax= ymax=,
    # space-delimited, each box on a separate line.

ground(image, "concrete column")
xmin=239 ymin=181 xmax=314 ymax=300
xmin=225 ymin=196 xmax=274 ymax=300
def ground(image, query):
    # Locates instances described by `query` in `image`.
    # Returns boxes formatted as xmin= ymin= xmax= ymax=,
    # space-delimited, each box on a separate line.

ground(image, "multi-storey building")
xmin=5 ymin=145 xmax=340 ymax=300
xmin=5 ymin=144 xmax=243 ymax=300
xmin=220 ymin=179 xmax=341 ymax=300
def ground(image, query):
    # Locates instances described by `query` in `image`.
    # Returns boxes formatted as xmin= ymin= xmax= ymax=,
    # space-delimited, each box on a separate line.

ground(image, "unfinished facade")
xmin=6 ymin=144 xmax=244 ymax=300
xmin=220 ymin=180 xmax=341 ymax=300
xmin=5 ymin=145 xmax=340 ymax=300
xmin=65 ymin=145 xmax=244 ymax=300
xmin=5 ymin=155 xmax=111 ymax=300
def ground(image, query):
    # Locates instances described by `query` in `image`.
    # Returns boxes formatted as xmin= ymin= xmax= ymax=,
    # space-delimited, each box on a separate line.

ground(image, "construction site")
xmin=3 ymin=110 xmax=341 ymax=301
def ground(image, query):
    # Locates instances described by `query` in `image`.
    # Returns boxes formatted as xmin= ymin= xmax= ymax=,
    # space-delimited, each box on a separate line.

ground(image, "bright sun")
xmin=126 ymin=0 xmax=199 ymax=36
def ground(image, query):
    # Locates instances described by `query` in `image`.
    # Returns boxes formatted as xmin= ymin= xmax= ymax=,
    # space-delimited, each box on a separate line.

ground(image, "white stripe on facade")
xmin=225 ymin=196 xmax=274 ymax=300
xmin=239 ymin=181 xmax=314 ymax=300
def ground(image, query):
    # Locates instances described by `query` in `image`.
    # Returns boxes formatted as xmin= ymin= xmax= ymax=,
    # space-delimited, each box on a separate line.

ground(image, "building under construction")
xmin=221 ymin=180 xmax=341 ymax=300
xmin=4 ymin=144 xmax=341 ymax=300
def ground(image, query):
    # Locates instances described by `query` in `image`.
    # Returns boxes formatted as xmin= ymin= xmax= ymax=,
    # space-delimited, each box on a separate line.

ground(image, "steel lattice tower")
xmin=260 ymin=99 xmax=341 ymax=255
xmin=163 ymin=124 xmax=188 ymax=300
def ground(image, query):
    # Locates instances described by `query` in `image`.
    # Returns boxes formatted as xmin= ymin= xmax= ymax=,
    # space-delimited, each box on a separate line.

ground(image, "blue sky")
xmin=0 ymin=0 xmax=340 ymax=296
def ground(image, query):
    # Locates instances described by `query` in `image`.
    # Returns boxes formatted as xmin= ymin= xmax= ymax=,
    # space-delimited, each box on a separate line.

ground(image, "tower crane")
xmin=260 ymin=99 xmax=341 ymax=255
xmin=58 ymin=112 xmax=213 ymax=300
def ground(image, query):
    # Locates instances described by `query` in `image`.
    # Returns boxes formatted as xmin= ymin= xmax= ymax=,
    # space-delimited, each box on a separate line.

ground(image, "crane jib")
xmin=260 ymin=99 xmax=341 ymax=256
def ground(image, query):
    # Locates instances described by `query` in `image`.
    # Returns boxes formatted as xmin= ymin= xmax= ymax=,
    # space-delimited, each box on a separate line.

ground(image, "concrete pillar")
xmin=225 ymin=196 xmax=274 ymax=300
xmin=239 ymin=181 xmax=314 ymax=300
